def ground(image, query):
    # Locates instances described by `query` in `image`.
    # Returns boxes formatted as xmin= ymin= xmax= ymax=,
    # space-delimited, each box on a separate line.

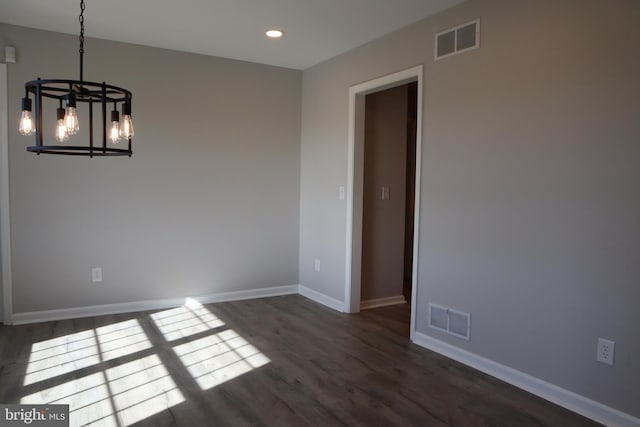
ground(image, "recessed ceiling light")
xmin=266 ymin=29 xmax=284 ymax=39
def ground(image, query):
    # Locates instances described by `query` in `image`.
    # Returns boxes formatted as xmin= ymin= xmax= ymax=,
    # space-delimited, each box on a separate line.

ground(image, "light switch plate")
xmin=91 ymin=267 xmax=102 ymax=283
xmin=381 ymin=186 xmax=390 ymax=201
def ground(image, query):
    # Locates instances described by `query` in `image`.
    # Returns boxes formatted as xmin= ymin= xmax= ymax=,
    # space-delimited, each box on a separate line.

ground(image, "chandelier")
xmin=18 ymin=0 xmax=134 ymax=157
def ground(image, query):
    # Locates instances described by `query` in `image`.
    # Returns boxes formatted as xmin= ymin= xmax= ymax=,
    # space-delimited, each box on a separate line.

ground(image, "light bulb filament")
xmin=19 ymin=111 xmax=35 ymax=136
xmin=65 ymin=106 xmax=79 ymax=135
xmin=56 ymin=107 xmax=69 ymax=142
xmin=19 ymin=97 xmax=35 ymax=136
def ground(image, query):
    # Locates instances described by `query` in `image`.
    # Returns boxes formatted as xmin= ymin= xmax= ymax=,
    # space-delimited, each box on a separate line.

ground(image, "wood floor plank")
xmin=0 ymin=295 xmax=601 ymax=426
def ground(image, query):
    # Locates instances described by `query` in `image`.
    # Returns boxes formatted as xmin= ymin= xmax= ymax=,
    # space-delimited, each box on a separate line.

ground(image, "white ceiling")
xmin=1 ymin=0 xmax=466 ymax=70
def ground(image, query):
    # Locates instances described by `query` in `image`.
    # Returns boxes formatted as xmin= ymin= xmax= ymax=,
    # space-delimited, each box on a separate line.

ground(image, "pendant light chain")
xmin=78 ymin=0 xmax=85 ymax=82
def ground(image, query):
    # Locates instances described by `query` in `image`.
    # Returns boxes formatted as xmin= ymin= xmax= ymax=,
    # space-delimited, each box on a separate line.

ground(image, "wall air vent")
xmin=435 ymin=19 xmax=480 ymax=60
xmin=428 ymin=303 xmax=471 ymax=340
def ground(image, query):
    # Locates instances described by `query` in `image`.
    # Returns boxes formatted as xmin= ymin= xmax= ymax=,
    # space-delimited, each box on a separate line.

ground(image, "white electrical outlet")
xmin=597 ymin=338 xmax=615 ymax=365
xmin=338 ymin=186 xmax=345 ymax=201
xmin=314 ymin=259 xmax=321 ymax=272
xmin=91 ymin=267 xmax=102 ymax=283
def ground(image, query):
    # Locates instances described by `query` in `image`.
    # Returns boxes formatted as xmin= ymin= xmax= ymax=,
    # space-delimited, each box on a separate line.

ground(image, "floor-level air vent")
xmin=435 ymin=19 xmax=480 ymax=60
xmin=428 ymin=303 xmax=471 ymax=340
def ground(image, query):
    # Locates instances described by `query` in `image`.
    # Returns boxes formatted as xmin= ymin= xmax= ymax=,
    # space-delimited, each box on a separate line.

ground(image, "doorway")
xmin=360 ymin=82 xmax=417 ymax=318
xmin=344 ymin=65 xmax=423 ymax=341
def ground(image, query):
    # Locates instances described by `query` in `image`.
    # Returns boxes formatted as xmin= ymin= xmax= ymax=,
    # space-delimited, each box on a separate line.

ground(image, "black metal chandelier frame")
xmin=20 ymin=0 xmax=134 ymax=157
xmin=24 ymin=79 xmax=133 ymax=156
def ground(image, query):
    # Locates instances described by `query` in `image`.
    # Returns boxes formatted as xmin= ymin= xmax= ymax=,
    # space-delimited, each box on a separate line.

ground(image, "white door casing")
xmin=1 ymin=63 xmax=13 ymax=324
xmin=344 ymin=65 xmax=423 ymax=340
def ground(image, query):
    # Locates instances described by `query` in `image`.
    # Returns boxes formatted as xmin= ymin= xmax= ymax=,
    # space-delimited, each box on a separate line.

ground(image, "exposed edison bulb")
xmin=19 ymin=110 xmax=35 ymax=135
xmin=110 ymin=122 xmax=121 ymax=143
xmin=110 ymin=121 xmax=121 ymax=143
xmin=120 ymin=114 xmax=134 ymax=139
xmin=19 ymin=97 xmax=35 ymax=136
xmin=109 ymin=109 xmax=121 ymax=143
xmin=65 ymin=106 xmax=79 ymax=135
xmin=55 ymin=108 xmax=68 ymax=142
xmin=65 ymin=94 xmax=79 ymax=135
xmin=119 ymin=102 xmax=134 ymax=139
xmin=56 ymin=119 xmax=69 ymax=142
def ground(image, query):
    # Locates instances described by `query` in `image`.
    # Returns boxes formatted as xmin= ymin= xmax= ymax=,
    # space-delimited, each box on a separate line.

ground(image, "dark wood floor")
xmin=0 ymin=295 xmax=600 ymax=426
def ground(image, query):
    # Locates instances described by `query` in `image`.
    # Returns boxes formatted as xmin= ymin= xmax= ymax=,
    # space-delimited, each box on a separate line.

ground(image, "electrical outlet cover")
xmin=597 ymin=338 xmax=615 ymax=365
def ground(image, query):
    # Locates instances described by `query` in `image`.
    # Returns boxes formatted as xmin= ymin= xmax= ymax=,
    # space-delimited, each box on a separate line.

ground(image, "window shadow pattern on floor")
xmin=19 ymin=299 xmax=270 ymax=426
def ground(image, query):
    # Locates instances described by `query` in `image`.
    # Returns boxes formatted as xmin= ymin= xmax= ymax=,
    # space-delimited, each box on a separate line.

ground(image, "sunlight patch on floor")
xmin=105 ymin=354 xmax=185 ymax=426
xmin=96 ymin=319 xmax=153 ymax=361
xmin=173 ymin=328 xmax=270 ymax=390
xmin=24 ymin=319 xmax=152 ymax=386
xmin=24 ymin=330 xmax=101 ymax=386
xmin=21 ymin=354 xmax=184 ymax=427
xmin=20 ymin=300 xmax=270 ymax=425
xmin=22 ymin=371 xmax=117 ymax=426
xmin=150 ymin=299 xmax=225 ymax=342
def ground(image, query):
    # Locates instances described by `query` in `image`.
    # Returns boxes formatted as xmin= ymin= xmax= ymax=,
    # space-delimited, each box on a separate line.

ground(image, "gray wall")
xmin=1 ymin=23 xmax=301 ymax=313
xmin=299 ymin=0 xmax=640 ymax=417
xmin=361 ymin=86 xmax=407 ymax=302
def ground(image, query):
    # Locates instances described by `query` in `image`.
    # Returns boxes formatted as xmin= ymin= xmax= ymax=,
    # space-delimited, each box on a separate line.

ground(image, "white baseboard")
xmin=413 ymin=332 xmax=640 ymax=427
xmin=298 ymin=285 xmax=346 ymax=312
xmin=360 ymin=295 xmax=406 ymax=310
xmin=11 ymin=284 xmax=299 ymax=325
xmin=11 ymin=284 xmax=347 ymax=325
